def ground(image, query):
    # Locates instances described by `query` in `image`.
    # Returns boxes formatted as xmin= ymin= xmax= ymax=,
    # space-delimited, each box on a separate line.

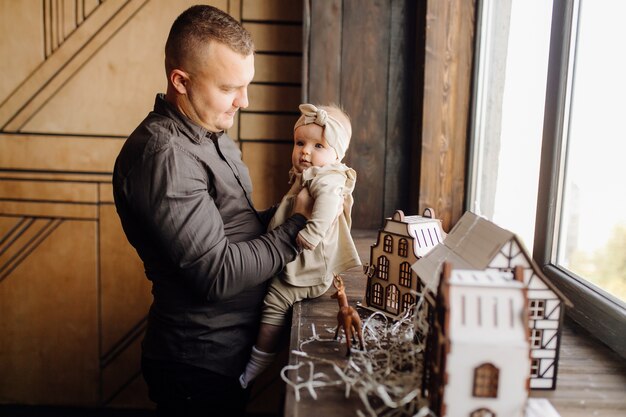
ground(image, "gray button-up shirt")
xmin=113 ymin=94 xmax=305 ymax=376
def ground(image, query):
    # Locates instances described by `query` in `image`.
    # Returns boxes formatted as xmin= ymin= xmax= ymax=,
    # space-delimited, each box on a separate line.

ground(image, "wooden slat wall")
xmin=306 ymin=0 xmax=419 ymax=229
xmin=239 ymin=0 xmax=304 ymax=210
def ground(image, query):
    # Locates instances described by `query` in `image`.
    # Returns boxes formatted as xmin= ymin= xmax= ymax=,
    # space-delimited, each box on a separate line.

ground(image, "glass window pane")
xmin=556 ymin=0 xmax=626 ymax=303
xmin=469 ymin=0 xmax=553 ymax=252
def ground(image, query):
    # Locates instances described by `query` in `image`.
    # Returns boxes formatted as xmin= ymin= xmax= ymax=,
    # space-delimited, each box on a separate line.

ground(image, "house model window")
xmin=530 ymin=329 xmax=543 ymax=348
xmin=399 ymin=262 xmax=412 ymax=287
xmin=377 ymin=256 xmax=389 ymax=280
xmin=529 ymin=300 xmax=546 ymax=319
xmin=470 ymin=408 xmax=496 ymax=417
xmin=386 ymin=285 xmax=399 ymax=314
xmin=473 ymin=363 xmax=499 ymax=398
xmin=384 ymin=235 xmax=393 ymax=253
xmin=372 ymin=283 xmax=383 ymax=306
xmin=398 ymin=238 xmax=408 ymax=257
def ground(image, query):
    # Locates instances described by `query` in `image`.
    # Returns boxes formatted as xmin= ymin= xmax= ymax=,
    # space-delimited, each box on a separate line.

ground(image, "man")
xmin=112 ymin=5 xmax=311 ymax=416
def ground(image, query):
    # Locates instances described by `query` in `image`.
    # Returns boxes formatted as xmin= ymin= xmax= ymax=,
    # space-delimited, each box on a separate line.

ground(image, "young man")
xmin=112 ymin=5 xmax=312 ymax=416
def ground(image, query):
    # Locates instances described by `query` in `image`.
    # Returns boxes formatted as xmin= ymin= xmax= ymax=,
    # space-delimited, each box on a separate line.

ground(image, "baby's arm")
xmin=297 ymin=171 xmax=346 ymax=250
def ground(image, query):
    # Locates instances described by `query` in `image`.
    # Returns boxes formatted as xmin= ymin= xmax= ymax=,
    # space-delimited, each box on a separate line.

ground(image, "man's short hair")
xmin=165 ymin=5 xmax=254 ymax=72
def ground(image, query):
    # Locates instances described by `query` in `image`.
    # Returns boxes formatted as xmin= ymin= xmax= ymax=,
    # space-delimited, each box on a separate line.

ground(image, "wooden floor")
xmin=285 ymin=230 xmax=626 ymax=417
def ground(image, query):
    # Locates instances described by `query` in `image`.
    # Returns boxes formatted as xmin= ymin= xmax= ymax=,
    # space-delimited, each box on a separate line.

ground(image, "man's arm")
xmin=133 ymin=145 xmax=307 ymax=301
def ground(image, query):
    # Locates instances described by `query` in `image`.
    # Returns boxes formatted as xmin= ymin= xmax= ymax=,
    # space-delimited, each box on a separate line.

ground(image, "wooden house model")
xmin=412 ymin=211 xmax=571 ymax=390
xmin=361 ymin=209 xmax=445 ymax=319
xmin=425 ymin=263 xmax=531 ymax=417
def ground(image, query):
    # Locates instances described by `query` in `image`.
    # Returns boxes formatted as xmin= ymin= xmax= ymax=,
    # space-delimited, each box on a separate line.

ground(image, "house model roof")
xmin=412 ymin=211 xmax=569 ymax=304
xmin=382 ymin=210 xmax=445 ymax=258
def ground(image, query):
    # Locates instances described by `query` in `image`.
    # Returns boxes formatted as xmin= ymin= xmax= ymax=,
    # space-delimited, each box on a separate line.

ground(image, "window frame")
xmin=533 ymin=0 xmax=625 ymax=357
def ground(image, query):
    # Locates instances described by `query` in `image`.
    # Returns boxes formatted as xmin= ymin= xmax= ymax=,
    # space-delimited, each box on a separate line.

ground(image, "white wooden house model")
xmin=413 ymin=211 xmax=571 ymax=390
xmin=362 ymin=209 xmax=445 ymax=319
xmin=425 ymin=263 xmax=531 ymax=417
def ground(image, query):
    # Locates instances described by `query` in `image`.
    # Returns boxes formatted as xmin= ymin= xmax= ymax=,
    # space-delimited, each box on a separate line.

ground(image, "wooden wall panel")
xmin=255 ymin=55 xmax=302 ymax=83
xmin=340 ymin=0 xmax=390 ymax=228
xmin=0 ymin=1 xmax=43 ymax=103
xmin=238 ymin=0 xmax=303 ymax=213
xmin=242 ymin=0 xmax=303 ymax=21
xmin=418 ymin=0 xmax=475 ymax=231
xmin=248 ymin=85 xmax=301 ymax=112
xmin=244 ymin=22 xmax=303 ymax=52
xmin=243 ymin=142 xmax=293 ymax=210
xmin=99 ymin=204 xmax=151 ymax=357
xmin=0 ymin=220 xmax=99 ymax=405
xmin=240 ymin=113 xmax=298 ymax=140
xmin=307 ymin=0 xmax=342 ymax=104
xmin=306 ymin=0 xmax=418 ymax=228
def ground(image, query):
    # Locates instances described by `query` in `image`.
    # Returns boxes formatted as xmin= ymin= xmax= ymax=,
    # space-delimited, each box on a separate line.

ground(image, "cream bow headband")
xmin=293 ymin=103 xmax=350 ymax=160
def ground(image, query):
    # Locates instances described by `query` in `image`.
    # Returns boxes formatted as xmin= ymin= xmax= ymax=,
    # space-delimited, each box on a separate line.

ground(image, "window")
xmin=383 ymin=235 xmax=393 ymax=253
xmin=399 ymin=262 xmax=412 ymax=287
xmin=530 ymin=328 xmax=543 ymax=348
xmin=386 ymin=284 xmax=399 ymax=314
xmin=377 ymin=256 xmax=389 ymax=280
xmin=398 ymin=238 xmax=408 ymax=257
xmin=401 ymin=293 xmax=415 ymax=314
xmin=529 ymin=299 xmax=546 ymax=319
xmin=473 ymin=363 xmax=499 ymax=398
xmin=470 ymin=409 xmax=495 ymax=417
xmin=371 ymin=283 xmax=383 ymax=306
xmin=530 ymin=358 xmax=540 ymax=377
xmin=469 ymin=0 xmax=626 ymax=355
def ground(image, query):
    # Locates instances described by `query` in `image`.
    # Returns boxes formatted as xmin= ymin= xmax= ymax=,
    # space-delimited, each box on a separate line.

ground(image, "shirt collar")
xmin=153 ymin=94 xmax=224 ymax=144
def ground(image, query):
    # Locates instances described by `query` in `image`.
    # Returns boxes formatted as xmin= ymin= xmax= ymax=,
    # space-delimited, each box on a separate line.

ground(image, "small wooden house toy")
xmin=412 ymin=211 xmax=571 ymax=390
xmin=424 ymin=263 xmax=531 ymax=417
xmin=361 ymin=209 xmax=445 ymax=319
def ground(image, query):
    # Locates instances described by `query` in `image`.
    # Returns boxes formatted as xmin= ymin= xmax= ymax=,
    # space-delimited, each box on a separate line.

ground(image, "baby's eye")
xmin=315 ymin=143 xmax=325 ymax=149
xmin=295 ymin=140 xmax=304 ymax=146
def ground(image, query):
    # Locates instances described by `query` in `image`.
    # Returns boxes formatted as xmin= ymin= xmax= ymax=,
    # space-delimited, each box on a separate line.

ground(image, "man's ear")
xmin=170 ymin=69 xmax=189 ymax=94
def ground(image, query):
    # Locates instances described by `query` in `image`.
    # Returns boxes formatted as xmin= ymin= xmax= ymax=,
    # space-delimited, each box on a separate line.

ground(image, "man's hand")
xmin=292 ymin=187 xmax=314 ymax=219
xmin=296 ymin=234 xmax=315 ymax=251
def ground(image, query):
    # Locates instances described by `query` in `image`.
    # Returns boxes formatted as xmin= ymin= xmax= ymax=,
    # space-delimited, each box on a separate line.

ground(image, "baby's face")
xmin=292 ymin=124 xmax=338 ymax=173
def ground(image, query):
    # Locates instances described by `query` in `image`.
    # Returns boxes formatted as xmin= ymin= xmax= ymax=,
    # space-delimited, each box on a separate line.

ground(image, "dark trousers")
xmin=142 ymin=357 xmax=249 ymax=417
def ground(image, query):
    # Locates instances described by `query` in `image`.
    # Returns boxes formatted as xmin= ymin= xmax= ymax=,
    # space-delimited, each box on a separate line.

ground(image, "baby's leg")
xmin=256 ymin=322 xmax=283 ymax=353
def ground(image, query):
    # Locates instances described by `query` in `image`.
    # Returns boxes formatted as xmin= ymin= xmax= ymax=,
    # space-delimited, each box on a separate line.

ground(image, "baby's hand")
xmin=296 ymin=234 xmax=315 ymax=251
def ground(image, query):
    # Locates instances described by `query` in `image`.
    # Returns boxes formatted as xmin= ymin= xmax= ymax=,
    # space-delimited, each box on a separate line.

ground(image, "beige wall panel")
xmin=254 ymin=54 xmax=302 ymax=84
xmin=0 ymin=180 xmax=98 ymax=203
xmin=242 ymin=142 xmax=292 ymax=210
xmin=106 ymin=368 xmax=153 ymax=409
xmin=99 ymin=204 xmax=152 ymax=356
xmin=242 ymin=0 xmax=302 ymax=21
xmin=0 ymin=201 xmax=97 ymax=219
xmin=240 ymin=113 xmax=297 ymax=141
xmin=1 ymin=0 xmax=134 ymax=130
xmin=0 ymin=218 xmax=56 ymax=271
xmin=0 ymin=172 xmax=111 ymax=183
xmin=84 ymin=0 xmax=101 ymax=17
xmin=247 ymin=85 xmax=301 ymax=112
xmin=101 ymin=331 xmax=146 ymax=405
xmin=23 ymin=0 xmax=214 ymax=135
xmin=0 ymin=2 xmax=43 ymax=103
xmin=0 ymin=134 xmax=124 ymax=173
xmin=245 ymin=22 xmax=302 ymax=53
xmin=0 ymin=220 xmax=99 ymax=405
xmin=100 ymin=183 xmax=115 ymax=203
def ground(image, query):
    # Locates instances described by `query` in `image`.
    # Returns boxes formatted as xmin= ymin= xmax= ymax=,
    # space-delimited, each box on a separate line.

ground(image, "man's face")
xmin=291 ymin=123 xmax=338 ymax=173
xmin=182 ymin=42 xmax=254 ymax=132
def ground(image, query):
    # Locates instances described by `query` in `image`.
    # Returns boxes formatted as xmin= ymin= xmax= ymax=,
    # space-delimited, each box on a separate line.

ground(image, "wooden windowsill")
xmin=285 ymin=230 xmax=626 ymax=417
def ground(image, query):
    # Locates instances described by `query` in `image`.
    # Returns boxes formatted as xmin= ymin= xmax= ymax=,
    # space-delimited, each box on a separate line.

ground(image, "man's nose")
xmin=234 ymin=88 xmax=249 ymax=109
